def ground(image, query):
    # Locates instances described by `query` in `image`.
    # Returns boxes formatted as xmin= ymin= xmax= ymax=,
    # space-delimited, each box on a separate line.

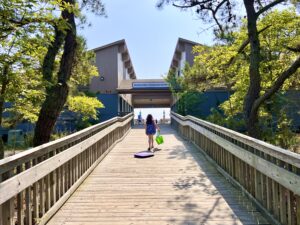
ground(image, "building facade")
xmin=89 ymin=40 xmax=135 ymax=121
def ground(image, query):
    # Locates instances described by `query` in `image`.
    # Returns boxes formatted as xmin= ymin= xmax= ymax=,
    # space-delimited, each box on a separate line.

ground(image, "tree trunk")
xmin=42 ymin=26 xmax=66 ymax=82
xmin=243 ymin=0 xmax=261 ymax=138
xmin=33 ymin=0 xmax=77 ymax=146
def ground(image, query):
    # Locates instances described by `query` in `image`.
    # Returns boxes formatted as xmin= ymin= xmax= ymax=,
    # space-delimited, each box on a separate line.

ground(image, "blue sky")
xmin=79 ymin=0 xmax=215 ymax=119
xmin=79 ymin=0 xmax=214 ymax=78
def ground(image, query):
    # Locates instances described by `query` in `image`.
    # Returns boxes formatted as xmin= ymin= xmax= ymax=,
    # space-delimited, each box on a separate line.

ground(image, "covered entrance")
xmin=117 ymin=79 xmax=172 ymax=108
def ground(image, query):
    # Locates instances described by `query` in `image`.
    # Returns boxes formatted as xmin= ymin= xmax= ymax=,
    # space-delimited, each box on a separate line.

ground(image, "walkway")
xmin=47 ymin=126 xmax=269 ymax=225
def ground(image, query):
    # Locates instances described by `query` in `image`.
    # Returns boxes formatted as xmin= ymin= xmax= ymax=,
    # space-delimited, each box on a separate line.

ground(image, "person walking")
xmin=145 ymin=114 xmax=159 ymax=151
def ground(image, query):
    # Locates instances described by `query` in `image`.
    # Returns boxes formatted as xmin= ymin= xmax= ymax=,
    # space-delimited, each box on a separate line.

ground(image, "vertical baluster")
xmin=79 ymin=152 xmax=83 ymax=176
xmin=65 ymin=161 xmax=69 ymax=192
xmin=17 ymin=165 xmax=24 ymax=225
xmin=56 ymin=166 xmax=61 ymax=200
xmin=25 ymin=161 xmax=32 ymax=225
xmin=279 ymin=184 xmax=287 ymax=224
xmin=45 ymin=155 xmax=51 ymax=212
xmin=286 ymin=190 xmax=293 ymax=225
xmin=32 ymin=159 xmax=39 ymax=223
xmin=73 ymin=158 xmax=76 ymax=185
xmin=50 ymin=151 xmax=56 ymax=207
xmin=1 ymin=171 xmax=15 ymax=225
xmin=69 ymin=159 xmax=73 ymax=186
xmin=272 ymin=180 xmax=280 ymax=220
xmin=296 ymin=195 xmax=300 ymax=225
xmin=60 ymin=164 xmax=65 ymax=197
xmin=51 ymin=169 xmax=56 ymax=207
xmin=296 ymin=167 xmax=300 ymax=225
xmin=75 ymin=155 xmax=79 ymax=181
xmin=39 ymin=159 xmax=45 ymax=218
xmin=266 ymin=176 xmax=272 ymax=212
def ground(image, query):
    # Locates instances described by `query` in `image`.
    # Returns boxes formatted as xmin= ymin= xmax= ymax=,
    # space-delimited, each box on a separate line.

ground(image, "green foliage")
xmin=0 ymin=0 xmax=106 ymax=156
xmin=0 ymin=0 xmax=51 ymax=128
xmin=70 ymin=37 xmax=98 ymax=87
xmin=181 ymin=8 xmax=300 ymax=148
xmin=165 ymin=68 xmax=203 ymax=117
xmin=67 ymin=36 xmax=104 ymax=127
xmin=68 ymin=95 xmax=104 ymax=121
xmin=206 ymin=108 xmax=245 ymax=131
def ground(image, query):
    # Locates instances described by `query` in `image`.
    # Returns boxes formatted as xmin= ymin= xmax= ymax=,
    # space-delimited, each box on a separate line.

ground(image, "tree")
xmin=0 ymin=0 xmax=54 ymax=158
xmin=158 ymin=0 xmax=300 ymax=138
xmin=166 ymin=68 xmax=204 ymax=117
xmin=180 ymin=8 xmax=300 ymax=147
xmin=33 ymin=0 xmax=105 ymax=146
xmin=67 ymin=37 xmax=104 ymax=129
xmin=0 ymin=0 xmax=104 ymax=158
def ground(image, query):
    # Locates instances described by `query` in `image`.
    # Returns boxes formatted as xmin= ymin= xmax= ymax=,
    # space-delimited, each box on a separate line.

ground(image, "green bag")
xmin=155 ymin=131 xmax=164 ymax=145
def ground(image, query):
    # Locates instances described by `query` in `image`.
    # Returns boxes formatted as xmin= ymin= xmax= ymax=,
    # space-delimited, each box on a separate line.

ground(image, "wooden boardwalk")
xmin=47 ymin=125 xmax=269 ymax=225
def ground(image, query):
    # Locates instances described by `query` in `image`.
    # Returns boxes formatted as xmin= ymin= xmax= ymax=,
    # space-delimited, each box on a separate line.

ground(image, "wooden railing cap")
xmin=0 ymin=113 xmax=133 ymax=172
xmin=171 ymin=112 xmax=300 ymax=167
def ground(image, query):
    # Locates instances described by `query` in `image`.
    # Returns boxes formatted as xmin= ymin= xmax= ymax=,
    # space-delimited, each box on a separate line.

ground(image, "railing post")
xmin=1 ymin=171 xmax=15 ymax=225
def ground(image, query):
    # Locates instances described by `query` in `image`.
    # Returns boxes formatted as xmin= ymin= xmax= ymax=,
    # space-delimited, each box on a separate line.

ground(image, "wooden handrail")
xmin=0 ymin=113 xmax=133 ymax=178
xmin=0 ymin=114 xmax=133 ymax=225
xmin=171 ymin=112 xmax=300 ymax=167
xmin=171 ymin=111 xmax=300 ymax=225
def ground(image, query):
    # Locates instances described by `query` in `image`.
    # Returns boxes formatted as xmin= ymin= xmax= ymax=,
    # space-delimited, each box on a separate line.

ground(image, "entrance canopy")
xmin=117 ymin=79 xmax=172 ymax=108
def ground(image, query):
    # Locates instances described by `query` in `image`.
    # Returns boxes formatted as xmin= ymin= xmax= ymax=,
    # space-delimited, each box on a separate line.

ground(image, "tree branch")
xmin=256 ymin=0 xmax=285 ymax=17
xmin=252 ymin=55 xmax=300 ymax=113
xmin=286 ymin=45 xmax=300 ymax=53
xmin=214 ymin=0 xmax=227 ymax=12
xmin=226 ymin=25 xmax=271 ymax=66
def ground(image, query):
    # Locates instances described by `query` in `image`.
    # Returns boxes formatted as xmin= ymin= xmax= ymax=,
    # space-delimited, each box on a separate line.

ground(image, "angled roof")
xmin=91 ymin=39 xmax=136 ymax=79
xmin=91 ymin=39 xmax=126 ymax=52
xmin=169 ymin=37 xmax=201 ymax=71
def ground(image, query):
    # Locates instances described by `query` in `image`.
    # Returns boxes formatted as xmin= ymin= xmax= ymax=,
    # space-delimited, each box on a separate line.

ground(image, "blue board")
xmin=134 ymin=151 xmax=154 ymax=158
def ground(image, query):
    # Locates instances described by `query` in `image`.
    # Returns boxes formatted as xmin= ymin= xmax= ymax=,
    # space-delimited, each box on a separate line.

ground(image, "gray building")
xmin=90 ymin=40 xmax=135 ymax=121
xmin=170 ymin=38 xmax=200 ymax=77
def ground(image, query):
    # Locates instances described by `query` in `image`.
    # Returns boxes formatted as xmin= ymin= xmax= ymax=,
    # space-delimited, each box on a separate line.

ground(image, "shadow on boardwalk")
xmin=46 ymin=125 xmax=269 ymax=225
xmin=165 ymin=128 xmax=269 ymax=225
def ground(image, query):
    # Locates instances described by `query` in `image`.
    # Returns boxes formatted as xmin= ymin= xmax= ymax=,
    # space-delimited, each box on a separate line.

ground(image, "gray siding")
xmin=89 ymin=46 xmax=118 ymax=93
xmin=184 ymin=43 xmax=195 ymax=66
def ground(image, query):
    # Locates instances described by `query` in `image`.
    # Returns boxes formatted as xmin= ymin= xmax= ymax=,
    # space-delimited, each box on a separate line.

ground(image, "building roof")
xmin=169 ymin=37 xmax=201 ymax=71
xmin=91 ymin=39 xmax=136 ymax=79
xmin=91 ymin=39 xmax=126 ymax=52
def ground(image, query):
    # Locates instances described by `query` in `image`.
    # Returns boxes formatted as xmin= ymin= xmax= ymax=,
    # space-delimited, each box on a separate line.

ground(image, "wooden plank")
xmin=172 ymin=112 xmax=300 ymax=168
xmin=17 ymin=191 xmax=24 ymax=225
xmin=25 ymin=162 xmax=32 ymax=225
xmin=46 ymin=126 xmax=269 ymax=225
xmin=266 ymin=177 xmax=272 ymax=211
xmin=32 ymin=159 xmax=39 ymax=221
xmin=296 ymin=195 xmax=300 ymax=225
xmin=172 ymin=116 xmax=300 ymax=196
xmin=0 ymin=171 xmax=14 ymax=225
xmin=279 ymin=184 xmax=287 ymax=224
xmin=0 ymin=114 xmax=133 ymax=175
xmin=0 ymin=116 xmax=133 ymax=205
xmin=1 ymin=199 xmax=14 ymax=225
xmin=39 ymin=175 xmax=45 ymax=217
xmin=45 ymin=175 xmax=51 ymax=211
xmin=38 ymin=126 xmax=131 ymax=225
xmin=17 ymin=165 xmax=24 ymax=225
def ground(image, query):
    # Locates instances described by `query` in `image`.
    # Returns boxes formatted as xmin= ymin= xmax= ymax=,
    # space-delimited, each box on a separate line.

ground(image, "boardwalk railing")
xmin=0 ymin=113 xmax=133 ymax=225
xmin=171 ymin=112 xmax=300 ymax=225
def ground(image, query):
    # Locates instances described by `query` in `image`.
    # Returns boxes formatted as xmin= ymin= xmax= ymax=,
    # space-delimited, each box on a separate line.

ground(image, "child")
xmin=145 ymin=114 xmax=160 ymax=151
